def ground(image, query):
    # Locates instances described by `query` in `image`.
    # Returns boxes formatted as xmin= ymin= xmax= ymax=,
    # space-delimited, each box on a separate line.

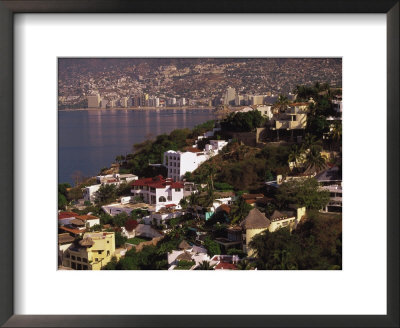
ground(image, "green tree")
xmin=304 ymin=146 xmax=326 ymax=173
xmin=58 ymin=193 xmax=68 ymax=210
xmin=230 ymin=197 xmax=252 ymax=224
xmin=197 ymin=261 xmax=214 ymax=270
xmin=204 ymin=237 xmax=221 ymax=257
xmin=115 ymin=155 xmax=125 ymax=165
xmin=273 ymin=94 xmax=289 ymax=113
xmin=275 ymin=178 xmax=330 ymax=210
xmin=237 ymin=259 xmax=254 ymax=270
xmin=221 ymin=110 xmax=264 ymax=132
xmin=113 ymin=212 xmax=129 ymax=227
xmin=115 ymin=231 xmax=127 ymax=248
xmin=95 ymin=184 xmax=117 ymax=205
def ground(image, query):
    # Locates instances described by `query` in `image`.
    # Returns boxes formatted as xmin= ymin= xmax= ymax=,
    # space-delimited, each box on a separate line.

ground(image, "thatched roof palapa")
xmin=176 ymin=251 xmax=194 ymax=262
xmin=241 ymin=208 xmax=271 ymax=229
xmin=70 ymin=218 xmax=85 ymax=226
xmin=178 ymin=240 xmax=191 ymax=250
xmin=270 ymin=210 xmax=287 ymax=221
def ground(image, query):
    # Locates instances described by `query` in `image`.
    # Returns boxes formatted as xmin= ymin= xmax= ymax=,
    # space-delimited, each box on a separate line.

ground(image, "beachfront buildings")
xmin=87 ymin=94 xmax=101 ymax=108
xmin=164 ymin=150 xmax=209 ymax=181
xmin=131 ymin=175 xmax=184 ymax=211
xmin=62 ymin=232 xmax=116 ymax=270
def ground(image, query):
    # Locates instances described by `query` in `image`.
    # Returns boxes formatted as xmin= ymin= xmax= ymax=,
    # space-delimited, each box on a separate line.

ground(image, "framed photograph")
xmin=0 ymin=1 xmax=398 ymax=327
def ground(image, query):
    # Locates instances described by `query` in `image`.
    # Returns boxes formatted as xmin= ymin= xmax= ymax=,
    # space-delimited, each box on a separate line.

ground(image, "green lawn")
xmin=126 ymin=236 xmax=151 ymax=245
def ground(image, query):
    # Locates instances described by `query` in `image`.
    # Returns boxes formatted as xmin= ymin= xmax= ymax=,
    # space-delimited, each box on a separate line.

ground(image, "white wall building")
xmin=83 ymin=184 xmax=101 ymax=203
xmin=164 ymin=150 xmax=209 ymax=181
xmin=87 ymin=94 xmax=101 ymax=108
xmin=223 ymin=87 xmax=236 ymax=105
xmin=131 ymin=176 xmax=184 ymax=211
xmin=142 ymin=210 xmax=184 ymax=226
xmin=251 ymin=95 xmax=264 ymax=105
xmin=205 ymin=140 xmax=228 ymax=152
xmin=257 ymin=105 xmax=273 ymax=120
xmin=83 ymin=174 xmax=138 ymax=204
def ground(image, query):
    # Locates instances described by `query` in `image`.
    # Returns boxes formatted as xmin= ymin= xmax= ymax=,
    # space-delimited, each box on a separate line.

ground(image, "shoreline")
xmin=59 ymin=106 xmax=215 ymax=112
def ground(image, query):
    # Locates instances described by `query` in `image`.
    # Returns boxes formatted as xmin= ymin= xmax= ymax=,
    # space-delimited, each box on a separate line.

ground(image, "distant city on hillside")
xmin=58 ymin=58 xmax=342 ymax=110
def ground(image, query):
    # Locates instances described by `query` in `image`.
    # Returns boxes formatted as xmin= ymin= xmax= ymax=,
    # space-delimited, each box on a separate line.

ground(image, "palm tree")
xmin=197 ymin=261 xmax=214 ymax=270
xmin=302 ymin=134 xmax=322 ymax=152
xmin=304 ymin=146 xmax=326 ymax=173
xmin=271 ymin=250 xmax=298 ymax=270
xmin=330 ymin=120 xmax=342 ymax=150
xmin=188 ymin=192 xmax=200 ymax=219
xmin=273 ymin=94 xmax=289 ymax=114
xmin=287 ymin=144 xmax=303 ymax=169
xmin=237 ymin=259 xmax=253 ymax=270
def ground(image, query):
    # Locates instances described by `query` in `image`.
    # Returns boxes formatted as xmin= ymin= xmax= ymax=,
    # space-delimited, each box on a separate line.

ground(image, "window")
xmin=82 ymin=265 xmax=88 ymax=270
xmin=175 ymin=188 xmax=181 ymax=192
xmin=95 ymin=258 xmax=99 ymax=262
xmin=77 ymin=257 xmax=81 ymax=262
xmin=71 ymin=255 xmax=76 ymax=260
xmin=107 ymin=250 xmax=110 ymax=256
xmin=82 ymin=258 xmax=88 ymax=263
xmin=98 ymin=250 xmax=103 ymax=255
xmin=159 ymin=196 xmax=167 ymax=202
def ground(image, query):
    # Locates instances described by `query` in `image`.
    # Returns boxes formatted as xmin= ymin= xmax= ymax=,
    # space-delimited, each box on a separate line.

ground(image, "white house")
xmin=142 ymin=209 xmax=184 ymax=225
xmin=131 ymin=175 xmax=184 ymax=211
xmin=211 ymin=197 xmax=236 ymax=212
xmin=164 ymin=150 xmax=209 ymax=181
xmin=75 ymin=214 xmax=101 ymax=228
xmin=168 ymin=245 xmax=210 ymax=270
xmin=83 ymin=184 xmax=102 ymax=203
xmin=83 ymin=174 xmax=138 ymax=204
xmin=96 ymin=173 xmax=138 ymax=184
xmin=315 ymin=166 xmax=342 ymax=213
xmin=204 ymin=140 xmax=228 ymax=154
xmin=257 ymin=105 xmax=273 ymax=120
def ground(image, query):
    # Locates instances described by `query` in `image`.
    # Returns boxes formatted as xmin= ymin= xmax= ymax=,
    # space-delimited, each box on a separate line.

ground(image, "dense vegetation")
xmin=189 ymin=141 xmax=291 ymax=191
xmin=220 ymin=110 xmax=265 ymax=132
xmin=249 ymin=211 xmax=342 ymax=270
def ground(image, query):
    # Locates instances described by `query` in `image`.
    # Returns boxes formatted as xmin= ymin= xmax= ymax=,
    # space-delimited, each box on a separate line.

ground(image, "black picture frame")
xmin=0 ymin=1 xmax=398 ymax=327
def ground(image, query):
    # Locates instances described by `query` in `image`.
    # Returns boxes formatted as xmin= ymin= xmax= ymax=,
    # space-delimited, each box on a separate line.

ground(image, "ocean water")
xmin=58 ymin=109 xmax=216 ymax=184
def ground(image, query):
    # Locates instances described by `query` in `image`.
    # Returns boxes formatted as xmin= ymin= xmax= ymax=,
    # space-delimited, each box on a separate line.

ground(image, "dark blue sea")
xmin=58 ymin=109 xmax=216 ymax=185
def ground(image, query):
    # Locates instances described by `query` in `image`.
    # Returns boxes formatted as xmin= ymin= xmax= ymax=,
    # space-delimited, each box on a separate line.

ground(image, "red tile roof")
xmin=59 ymin=226 xmax=86 ymax=235
xmin=132 ymin=175 xmax=184 ymax=189
xmin=76 ymin=215 xmax=99 ymax=221
xmin=215 ymin=262 xmax=238 ymax=270
xmin=165 ymin=204 xmax=177 ymax=208
xmin=219 ymin=204 xmax=231 ymax=214
xmin=58 ymin=212 xmax=78 ymax=220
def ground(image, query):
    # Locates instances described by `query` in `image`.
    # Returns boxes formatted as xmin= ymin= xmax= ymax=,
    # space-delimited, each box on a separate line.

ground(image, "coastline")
xmin=59 ymin=106 xmax=215 ymax=112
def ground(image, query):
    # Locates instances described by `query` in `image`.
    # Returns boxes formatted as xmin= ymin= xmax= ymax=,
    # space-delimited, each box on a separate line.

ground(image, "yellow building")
xmin=241 ymin=207 xmax=306 ymax=256
xmin=241 ymin=208 xmax=271 ymax=256
xmin=63 ymin=232 xmax=115 ymax=270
